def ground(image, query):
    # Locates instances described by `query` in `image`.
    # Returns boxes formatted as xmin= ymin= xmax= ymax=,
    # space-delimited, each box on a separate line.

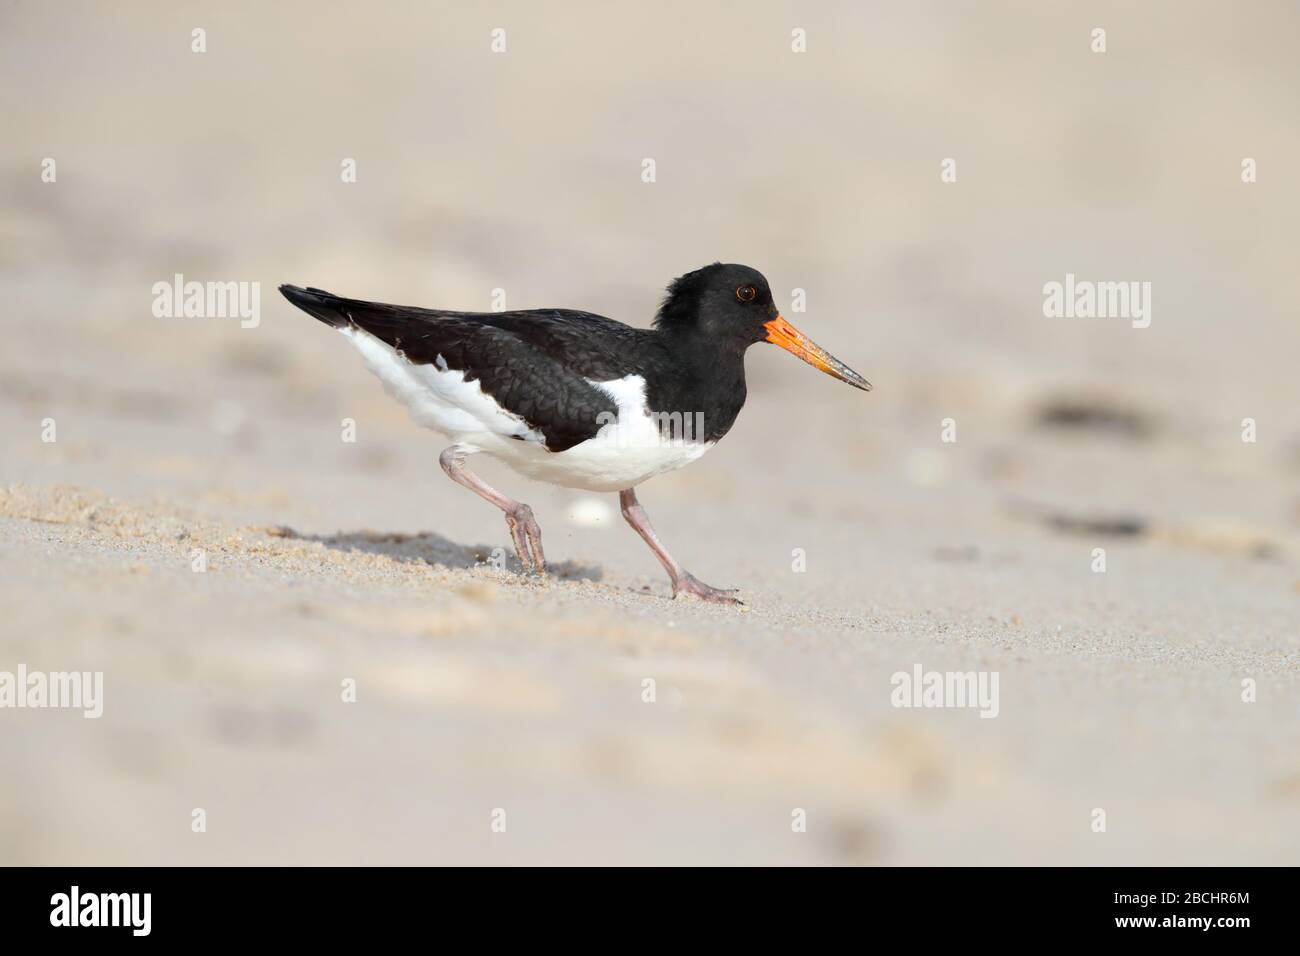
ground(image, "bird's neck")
xmin=646 ymin=327 xmax=749 ymax=443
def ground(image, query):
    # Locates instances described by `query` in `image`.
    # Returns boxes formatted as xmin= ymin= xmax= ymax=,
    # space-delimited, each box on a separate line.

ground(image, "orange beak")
xmin=763 ymin=315 xmax=872 ymax=391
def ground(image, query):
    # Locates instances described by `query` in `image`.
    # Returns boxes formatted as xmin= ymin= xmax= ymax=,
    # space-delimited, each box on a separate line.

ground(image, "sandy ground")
xmin=2 ymin=1 xmax=1298 ymax=865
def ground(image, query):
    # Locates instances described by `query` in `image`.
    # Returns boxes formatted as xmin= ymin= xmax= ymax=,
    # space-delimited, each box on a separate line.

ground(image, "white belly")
xmin=474 ymin=429 xmax=715 ymax=492
xmin=341 ymin=326 xmax=715 ymax=492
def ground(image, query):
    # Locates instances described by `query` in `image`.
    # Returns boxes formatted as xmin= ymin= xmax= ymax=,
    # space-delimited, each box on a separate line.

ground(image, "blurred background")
xmin=1 ymin=1 xmax=1297 ymax=865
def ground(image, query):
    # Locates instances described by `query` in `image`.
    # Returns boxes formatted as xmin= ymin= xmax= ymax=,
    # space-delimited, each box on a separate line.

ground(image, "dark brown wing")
xmin=280 ymin=285 xmax=650 ymax=451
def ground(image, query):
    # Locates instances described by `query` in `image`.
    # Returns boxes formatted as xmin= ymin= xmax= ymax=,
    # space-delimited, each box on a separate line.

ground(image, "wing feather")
xmin=280 ymin=285 xmax=643 ymax=451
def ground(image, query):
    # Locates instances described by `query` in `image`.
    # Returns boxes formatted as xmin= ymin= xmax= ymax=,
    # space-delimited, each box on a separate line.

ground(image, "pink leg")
xmin=440 ymin=446 xmax=545 ymax=573
xmin=619 ymin=488 xmax=740 ymax=604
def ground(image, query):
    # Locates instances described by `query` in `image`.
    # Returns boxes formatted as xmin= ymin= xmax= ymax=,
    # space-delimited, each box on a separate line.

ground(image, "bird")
xmin=280 ymin=263 xmax=870 ymax=604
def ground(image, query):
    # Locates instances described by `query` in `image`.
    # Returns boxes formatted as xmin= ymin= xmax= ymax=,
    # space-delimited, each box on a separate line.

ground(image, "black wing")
xmin=280 ymin=285 xmax=650 ymax=451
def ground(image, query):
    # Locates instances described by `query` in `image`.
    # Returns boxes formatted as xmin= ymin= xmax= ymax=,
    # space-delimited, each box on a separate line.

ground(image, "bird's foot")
xmin=671 ymin=572 xmax=742 ymax=605
xmin=504 ymin=503 xmax=546 ymax=574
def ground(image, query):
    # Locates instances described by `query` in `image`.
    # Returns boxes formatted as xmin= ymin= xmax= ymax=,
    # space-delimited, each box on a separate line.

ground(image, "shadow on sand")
xmin=267 ymin=526 xmax=603 ymax=581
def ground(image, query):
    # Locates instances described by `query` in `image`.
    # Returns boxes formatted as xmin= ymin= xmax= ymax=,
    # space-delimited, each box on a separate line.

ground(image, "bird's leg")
xmin=439 ymin=446 xmax=545 ymax=573
xmin=618 ymin=488 xmax=740 ymax=604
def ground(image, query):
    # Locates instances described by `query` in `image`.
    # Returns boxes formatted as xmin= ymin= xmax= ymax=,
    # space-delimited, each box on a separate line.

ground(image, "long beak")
xmin=763 ymin=315 xmax=872 ymax=391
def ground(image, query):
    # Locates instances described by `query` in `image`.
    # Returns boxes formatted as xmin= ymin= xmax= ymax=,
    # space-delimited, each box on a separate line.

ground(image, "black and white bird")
xmin=280 ymin=263 xmax=870 ymax=604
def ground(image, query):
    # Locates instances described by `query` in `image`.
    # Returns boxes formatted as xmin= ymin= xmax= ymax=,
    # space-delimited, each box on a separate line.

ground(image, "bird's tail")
xmin=279 ymin=284 xmax=351 ymax=328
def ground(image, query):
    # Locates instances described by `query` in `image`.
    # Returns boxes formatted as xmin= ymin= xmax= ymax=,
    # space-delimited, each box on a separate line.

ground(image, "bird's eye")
xmin=736 ymin=285 xmax=757 ymax=303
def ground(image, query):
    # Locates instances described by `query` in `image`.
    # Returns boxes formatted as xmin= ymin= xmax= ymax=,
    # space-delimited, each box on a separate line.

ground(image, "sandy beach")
xmin=2 ymin=1 xmax=1297 ymax=865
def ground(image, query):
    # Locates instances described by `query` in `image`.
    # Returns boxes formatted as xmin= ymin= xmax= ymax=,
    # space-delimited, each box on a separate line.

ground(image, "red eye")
xmin=736 ymin=285 xmax=757 ymax=303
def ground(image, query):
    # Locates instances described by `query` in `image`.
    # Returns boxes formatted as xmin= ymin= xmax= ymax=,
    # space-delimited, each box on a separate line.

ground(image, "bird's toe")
xmin=673 ymin=573 xmax=742 ymax=605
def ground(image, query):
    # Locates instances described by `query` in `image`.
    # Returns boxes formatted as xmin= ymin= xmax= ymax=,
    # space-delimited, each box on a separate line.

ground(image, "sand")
xmin=1 ymin=1 xmax=1297 ymax=865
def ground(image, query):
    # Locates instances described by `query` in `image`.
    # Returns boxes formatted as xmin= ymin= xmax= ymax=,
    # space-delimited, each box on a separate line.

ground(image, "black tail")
xmin=279 ymin=284 xmax=351 ymax=328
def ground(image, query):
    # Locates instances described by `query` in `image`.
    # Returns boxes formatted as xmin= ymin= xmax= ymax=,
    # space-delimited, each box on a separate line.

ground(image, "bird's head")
xmin=655 ymin=262 xmax=871 ymax=391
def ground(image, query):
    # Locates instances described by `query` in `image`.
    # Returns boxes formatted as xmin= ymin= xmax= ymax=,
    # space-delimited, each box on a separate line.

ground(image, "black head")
xmin=654 ymin=262 xmax=778 ymax=344
xmin=654 ymin=262 xmax=872 ymax=391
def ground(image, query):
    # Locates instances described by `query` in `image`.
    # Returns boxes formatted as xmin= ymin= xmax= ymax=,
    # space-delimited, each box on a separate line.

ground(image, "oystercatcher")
xmin=280 ymin=263 xmax=870 ymax=603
